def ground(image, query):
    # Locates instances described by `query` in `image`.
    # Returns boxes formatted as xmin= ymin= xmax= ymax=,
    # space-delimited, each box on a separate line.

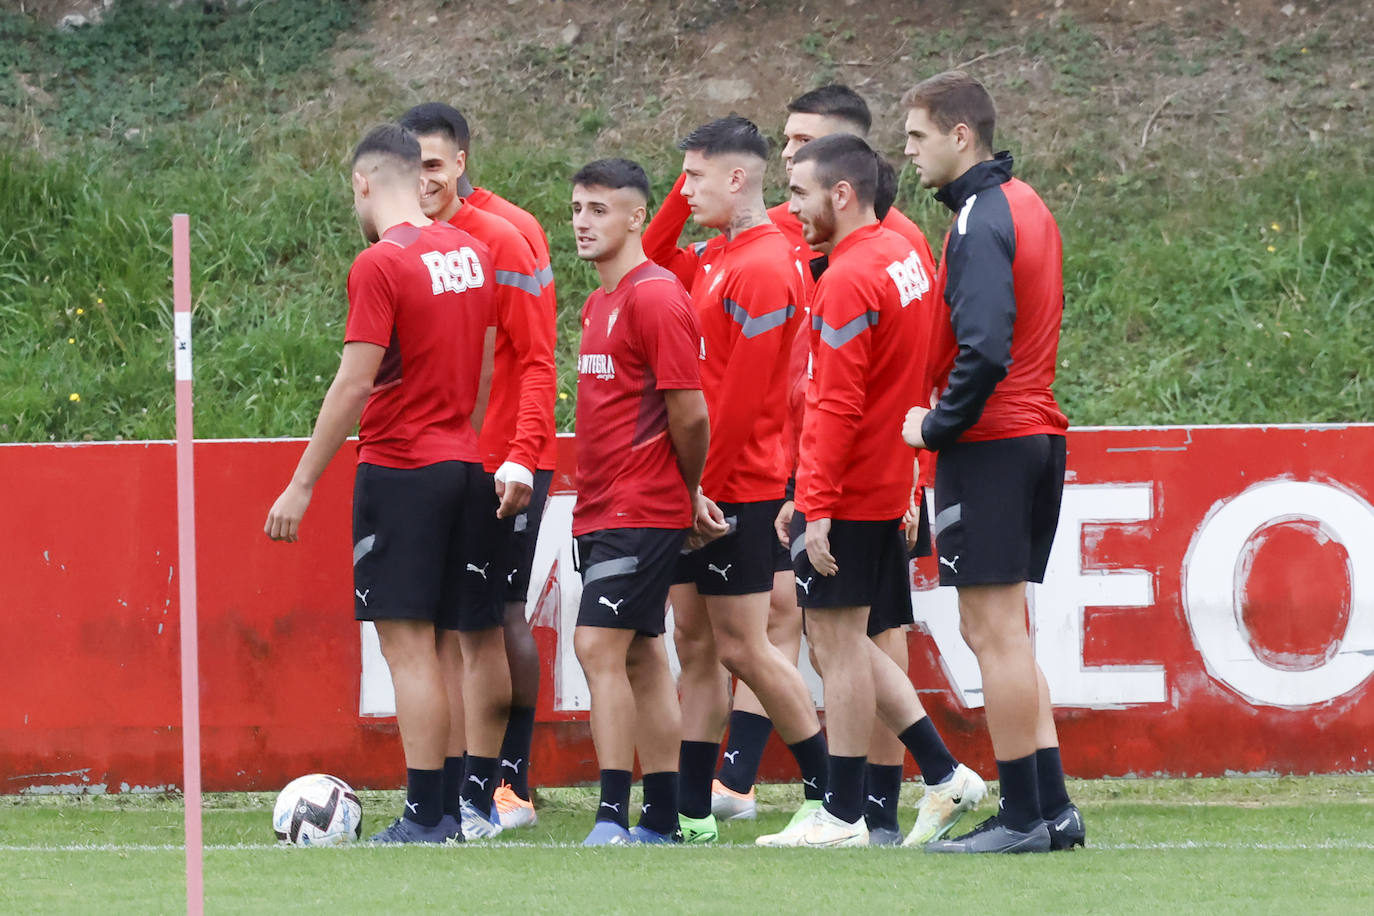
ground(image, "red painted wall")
xmin=3 ymin=426 xmax=1372 ymax=793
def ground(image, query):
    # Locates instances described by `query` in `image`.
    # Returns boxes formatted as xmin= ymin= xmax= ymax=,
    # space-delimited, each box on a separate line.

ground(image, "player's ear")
xmin=454 ymin=148 xmax=467 ymax=179
xmin=628 ymin=205 xmax=646 ymax=231
xmin=832 ymin=180 xmax=852 ymax=212
xmin=952 ymin=122 xmax=972 ymax=153
xmin=352 ymin=171 xmax=368 ymax=198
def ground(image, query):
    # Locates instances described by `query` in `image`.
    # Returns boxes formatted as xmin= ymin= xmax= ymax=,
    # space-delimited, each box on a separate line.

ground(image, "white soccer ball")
xmin=272 ymin=774 xmax=363 ymax=846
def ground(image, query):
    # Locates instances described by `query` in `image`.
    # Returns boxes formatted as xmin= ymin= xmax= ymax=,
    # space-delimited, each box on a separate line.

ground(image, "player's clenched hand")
xmin=902 ymin=405 xmax=929 ymax=449
xmin=495 ymin=478 xmax=532 ymax=519
xmin=805 ymin=517 xmax=837 ymax=576
xmin=265 ymin=482 xmax=312 ymax=542
xmin=775 ymin=499 xmax=796 ymax=548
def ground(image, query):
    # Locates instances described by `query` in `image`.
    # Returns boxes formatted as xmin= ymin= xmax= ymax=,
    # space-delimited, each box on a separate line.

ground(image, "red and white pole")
xmin=172 ymin=214 xmax=204 ymax=916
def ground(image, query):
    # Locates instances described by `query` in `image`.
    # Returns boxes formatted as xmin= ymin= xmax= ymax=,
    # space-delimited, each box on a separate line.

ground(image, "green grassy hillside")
xmin=2 ymin=0 xmax=1370 ymax=441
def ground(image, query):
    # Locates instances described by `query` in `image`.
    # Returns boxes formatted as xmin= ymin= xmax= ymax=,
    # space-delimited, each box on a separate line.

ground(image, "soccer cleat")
xmin=777 ymin=798 xmax=823 ymax=833
xmin=755 ymin=805 xmax=868 ymax=847
xmin=628 ymin=824 xmax=683 ymax=844
xmin=1046 ymin=803 xmax=1086 ymax=851
xmin=494 ymin=783 xmax=538 ymax=829
xmin=923 ymin=814 xmax=1051 ymax=854
xmin=678 ymin=812 xmax=719 ymax=844
xmin=368 ymin=814 xmax=460 ymax=845
xmin=903 ymin=763 xmax=988 ymax=847
xmin=459 ymin=799 xmax=504 ymax=840
xmin=582 ymin=820 xmax=632 ymax=846
xmin=710 ymin=779 xmax=757 ymax=820
xmin=867 ymin=826 xmax=903 ymax=846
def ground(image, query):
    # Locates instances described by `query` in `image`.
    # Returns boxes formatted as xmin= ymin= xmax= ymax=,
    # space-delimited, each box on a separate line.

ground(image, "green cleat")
xmin=678 ymin=812 xmax=719 ymax=844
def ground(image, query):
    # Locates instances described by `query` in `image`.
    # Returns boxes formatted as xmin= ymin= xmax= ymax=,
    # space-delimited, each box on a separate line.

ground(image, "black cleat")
xmin=1046 ymin=803 xmax=1086 ymax=851
xmin=923 ymin=815 xmax=1051 ymax=854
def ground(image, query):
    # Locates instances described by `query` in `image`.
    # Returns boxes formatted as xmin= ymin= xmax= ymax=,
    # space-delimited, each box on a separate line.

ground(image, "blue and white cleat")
xmin=459 ymin=799 xmax=504 ymax=840
xmin=628 ymin=824 xmax=682 ymax=844
xmin=368 ymin=814 xmax=461 ymax=845
xmin=582 ymin=821 xmax=632 ymax=846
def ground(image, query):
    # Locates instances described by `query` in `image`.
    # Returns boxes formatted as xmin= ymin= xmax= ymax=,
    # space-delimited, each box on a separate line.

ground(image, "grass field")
xmin=4 ymin=777 xmax=1371 ymax=913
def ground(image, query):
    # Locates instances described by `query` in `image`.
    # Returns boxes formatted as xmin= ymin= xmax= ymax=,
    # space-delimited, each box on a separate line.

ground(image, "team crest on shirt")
xmin=606 ymin=307 xmax=620 ymax=336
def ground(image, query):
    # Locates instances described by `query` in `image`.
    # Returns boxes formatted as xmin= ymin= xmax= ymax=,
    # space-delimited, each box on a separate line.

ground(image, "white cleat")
xmin=904 ymin=763 xmax=987 ymax=847
xmin=756 ymin=804 xmax=868 ymax=848
xmin=459 ymin=799 xmax=504 ymax=840
xmin=710 ymin=779 xmax=758 ymax=821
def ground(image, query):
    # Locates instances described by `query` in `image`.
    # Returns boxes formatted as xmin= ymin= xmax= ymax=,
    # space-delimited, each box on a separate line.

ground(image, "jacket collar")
xmin=935 ymin=151 xmax=1014 ymax=212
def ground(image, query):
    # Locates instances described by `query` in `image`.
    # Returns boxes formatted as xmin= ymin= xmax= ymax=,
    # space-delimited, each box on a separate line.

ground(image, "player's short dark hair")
xmin=901 ymin=70 xmax=996 ymax=153
xmin=398 ymin=102 xmax=471 ymax=153
xmin=351 ymin=123 xmax=420 ymax=169
xmin=787 ymin=84 xmax=872 ymax=135
xmin=677 ymin=115 xmax=770 ymax=160
xmin=792 ymin=133 xmax=889 ymax=210
xmin=571 ymin=158 xmax=651 ymax=201
xmin=874 ymin=155 xmax=897 ymax=221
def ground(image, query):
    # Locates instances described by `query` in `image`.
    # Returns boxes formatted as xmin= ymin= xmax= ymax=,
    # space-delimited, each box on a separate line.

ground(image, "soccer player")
xmin=397 ymin=103 xmax=558 ymax=839
xmin=714 ymin=85 xmax=942 ymax=845
xmin=642 ymin=116 xmax=830 ymax=843
xmin=403 ymin=103 xmax=562 ymax=829
xmin=900 ymin=71 xmax=1084 ymax=854
xmin=756 ymin=134 xmax=985 ymax=848
xmin=264 ymin=124 xmax=500 ymax=844
xmin=569 ymin=157 xmax=709 ymax=845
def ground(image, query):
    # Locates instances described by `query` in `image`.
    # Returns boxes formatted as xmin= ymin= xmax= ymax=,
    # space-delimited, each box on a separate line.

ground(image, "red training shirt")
xmin=767 ymin=201 xmax=939 ymax=488
xmin=345 ymin=221 xmax=496 ymax=469
xmin=796 ymin=223 xmax=936 ymax=521
xmin=573 ymin=260 xmax=704 ymax=536
xmin=643 ymin=175 xmax=803 ymax=503
xmin=467 ymin=186 xmax=560 ymax=470
xmin=447 ymin=203 xmax=557 ymax=475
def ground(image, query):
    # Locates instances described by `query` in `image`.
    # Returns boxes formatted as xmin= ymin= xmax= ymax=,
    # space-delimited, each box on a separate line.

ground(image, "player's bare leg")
xmin=714 ymin=570 xmax=802 ymax=818
xmin=672 ymin=583 xmax=732 ymax=742
xmin=450 ymin=626 xmax=510 ymax=835
xmin=372 ymin=619 xmax=457 ymax=840
xmin=494 ymin=599 xmax=541 ymax=824
xmin=574 ymin=625 xmax=639 ymax=771
xmin=863 ymin=627 xmax=908 ymax=844
xmin=376 ymin=620 xmax=449 ymax=769
xmin=923 ymin=581 xmax=1052 ymax=852
xmin=706 ymin=592 xmax=819 ymax=741
xmin=625 ymin=634 xmax=685 ymax=840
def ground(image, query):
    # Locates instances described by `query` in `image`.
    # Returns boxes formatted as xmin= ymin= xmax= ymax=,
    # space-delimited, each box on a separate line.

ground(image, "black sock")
xmin=459 ymin=755 xmax=499 ymax=815
xmin=822 ymin=755 xmax=866 ymax=824
xmin=499 ymin=706 xmax=537 ymax=800
xmin=995 ymin=753 xmax=1041 ymax=832
xmin=1035 ymin=746 xmax=1072 ymax=819
xmin=787 ymin=730 xmax=829 ymax=802
xmin=863 ymin=764 xmax=904 ymax=832
xmin=597 ymin=769 xmax=632 ymax=828
xmin=717 ymin=711 xmax=772 ymax=794
xmin=404 ymin=767 xmax=444 ymax=827
xmin=898 ymin=717 xmax=957 ymax=787
xmin=639 ymin=770 xmax=679 ymax=836
xmin=678 ymin=740 xmax=719 ymax=819
xmin=441 ymin=756 xmax=466 ymax=818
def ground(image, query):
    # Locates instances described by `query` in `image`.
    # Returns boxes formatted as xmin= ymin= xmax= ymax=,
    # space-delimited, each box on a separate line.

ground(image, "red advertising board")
xmin=3 ymin=426 xmax=1372 ymax=794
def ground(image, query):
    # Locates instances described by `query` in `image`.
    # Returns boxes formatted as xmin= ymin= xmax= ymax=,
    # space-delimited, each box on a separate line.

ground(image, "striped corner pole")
xmin=171 ymin=214 xmax=204 ymax=916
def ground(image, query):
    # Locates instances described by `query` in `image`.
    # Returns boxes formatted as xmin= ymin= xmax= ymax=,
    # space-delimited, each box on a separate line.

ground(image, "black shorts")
xmin=501 ymin=468 xmax=555 ymax=603
xmin=675 ymin=499 xmax=784 ymax=596
xmin=353 ymin=461 xmax=512 ymax=631
xmin=933 ymin=434 xmax=1066 ymax=587
xmin=576 ymin=527 xmax=690 ymax=635
xmin=790 ymin=513 xmax=913 ymax=637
